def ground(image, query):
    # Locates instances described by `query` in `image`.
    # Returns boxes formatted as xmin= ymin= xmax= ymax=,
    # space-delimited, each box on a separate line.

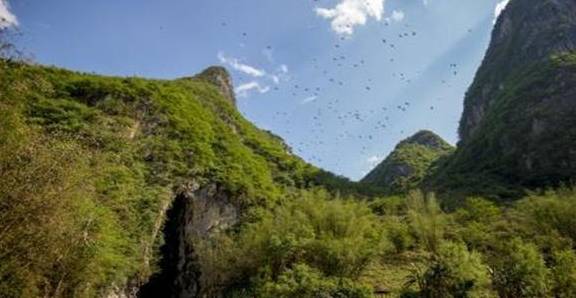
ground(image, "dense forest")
xmin=2 ymin=0 xmax=576 ymax=297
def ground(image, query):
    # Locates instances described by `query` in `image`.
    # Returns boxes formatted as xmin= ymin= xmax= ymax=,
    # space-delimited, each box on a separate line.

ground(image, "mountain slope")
xmin=361 ymin=130 xmax=453 ymax=194
xmin=0 ymin=60 xmax=372 ymax=297
xmin=429 ymin=0 xmax=576 ymax=199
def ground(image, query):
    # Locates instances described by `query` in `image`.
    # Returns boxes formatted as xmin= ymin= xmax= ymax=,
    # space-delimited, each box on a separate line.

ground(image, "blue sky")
xmin=4 ymin=0 xmax=509 ymax=180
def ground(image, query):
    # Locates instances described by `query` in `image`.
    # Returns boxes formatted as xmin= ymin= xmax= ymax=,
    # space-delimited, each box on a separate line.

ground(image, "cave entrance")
xmin=138 ymin=193 xmax=199 ymax=298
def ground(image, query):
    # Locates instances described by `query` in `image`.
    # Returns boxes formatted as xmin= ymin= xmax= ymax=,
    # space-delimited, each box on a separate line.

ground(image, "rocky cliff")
xmin=459 ymin=0 xmax=576 ymax=141
xmin=431 ymin=0 xmax=576 ymax=198
xmin=361 ymin=130 xmax=453 ymax=194
xmin=139 ymin=182 xmax=239 ymax=298
xmin=192 ymin=66 xmax=236 ymax=107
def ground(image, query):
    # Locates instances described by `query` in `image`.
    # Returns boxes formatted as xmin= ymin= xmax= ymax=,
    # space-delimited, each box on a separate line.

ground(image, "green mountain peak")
xmin=361 ymin=130 xmax=453 ymax=194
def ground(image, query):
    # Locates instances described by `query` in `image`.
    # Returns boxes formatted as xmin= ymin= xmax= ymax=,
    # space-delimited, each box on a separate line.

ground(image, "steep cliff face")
xmin=139 ymin=182 xmax=238 ymax=298
xmin=432 ymin=0 xmax=576 ymax=198
xmin=361 ymin=130 xmax=453 ymax=194
xmin=459 ymin=0 xmax=576 ymax=141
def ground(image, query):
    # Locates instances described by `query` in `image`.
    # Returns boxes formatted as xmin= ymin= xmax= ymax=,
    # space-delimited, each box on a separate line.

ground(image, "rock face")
xmin=194 ymin=66 xmax=236 ymax=106
xmin=361 ymin=130 xmax=453 ymax=194
xmin=459 ymin=0 xmax=576 ymax=140
xmin=433 ymin=0 xmax=576 ymax=198
xmin=138 ymin=182 xmax=239 ymax=298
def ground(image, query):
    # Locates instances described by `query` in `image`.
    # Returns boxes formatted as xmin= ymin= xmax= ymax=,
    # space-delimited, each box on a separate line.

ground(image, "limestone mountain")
xmin=429 ymin=0 xmax=576 ymax=199
xmin=361 ymin=130 xmax=453 ymax=194
xmin=4 ymin=0 xmax=576 ymax=296
xmin=0 ymin=60 xmax=371 ymax=297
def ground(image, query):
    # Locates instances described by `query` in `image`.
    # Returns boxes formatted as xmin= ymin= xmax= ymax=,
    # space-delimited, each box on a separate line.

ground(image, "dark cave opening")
xmin=138 ymin=194 xmax=199 ymax=298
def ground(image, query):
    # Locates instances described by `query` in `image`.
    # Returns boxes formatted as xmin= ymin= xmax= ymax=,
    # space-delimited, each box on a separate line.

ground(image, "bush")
xmin=382 ymin=216 xmax=414 ymax=253
xmin=255 ymin=264 xmax=372 ymax=298
xmin=550 ymin=249 xmax=576 ymax=298
xmin=0 ymin=115 xmax=107 ymax=297
xmin=492 ymin=239 xmax=550 ymax=298
xmin=454 ymin=197 xmax=503 ymax=250
xmin=197 ymin=190 xmax=387 ymax=295
xmin=513 ymin=189 xmax=576 ymax=248
xmin=404 ymin=242 xmax=489 ymax=298
xmin=406 ymin=191 xmax=446 ymax=253
xmin=369 ymin=196 xmax=406 ymax=216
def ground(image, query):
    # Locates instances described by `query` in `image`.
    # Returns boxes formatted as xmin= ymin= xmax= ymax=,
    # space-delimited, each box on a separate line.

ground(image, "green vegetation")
xmin=0 ymin=60 xmax=359 ymax=297
xmin=2 ymin=59 xmax=576 ymax=298
xmin=362 ymin=130 xmax=454 ymax=194
xmin=197 ymin=190 xmax=385 ymax=297
xmin=404 ymin=242 xmax=490 ymax=297
xmin=433 ymin=50 xmax=576 ymax=201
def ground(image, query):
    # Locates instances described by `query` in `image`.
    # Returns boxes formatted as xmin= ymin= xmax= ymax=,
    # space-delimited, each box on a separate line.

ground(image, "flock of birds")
xmin=214 ymin=10 xmax=469 ymax=177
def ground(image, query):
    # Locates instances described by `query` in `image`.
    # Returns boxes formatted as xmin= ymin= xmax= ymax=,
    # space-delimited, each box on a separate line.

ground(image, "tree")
xmin=406 ymin=191 xmax=446 ymax=253
xmin=492 ymin=239 xmax=550 ymax=298
xmin=256 ymin=263 xmax=372 ymax=298
xmin=196 ymin=190 xmax=387 ymax=295
xmin=404 ymin=242 xmax=490 ymax=298
xmin=550 ymin=249 xmax=576 ymax=298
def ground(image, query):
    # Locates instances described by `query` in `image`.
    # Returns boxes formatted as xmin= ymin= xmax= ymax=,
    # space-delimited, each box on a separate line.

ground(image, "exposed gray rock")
xmin=459 ymin=0 xmax=576 ymax=141
xmin=194 ymin=66 xmax=236 ymax=107
xmin=139 ymin=182 xmax=239 ymax=298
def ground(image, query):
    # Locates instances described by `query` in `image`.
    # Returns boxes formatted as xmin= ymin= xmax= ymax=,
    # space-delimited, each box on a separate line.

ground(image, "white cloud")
xmin=235 ymin=81 xmax=270 ymax=98
xmin=316 ymin=0 xmax=385 ymax=35
xmin=384 ymin=10 xmax=405 ymax=23
xmin=0 ymin=0 xmax=18 ymax=29
xmin=217 ymin=52 xmax=289 ymax=98
xmin=391 ymin=10 xmax=405 ymax=22
xmin=366 ymin=155 xmax=383 ymax=167
xmin=301 ymin=96 xmax=318 ymax=104
xmin=270 ymin=75 xmax=280 ymax=84
xmin=494 ymin=0 xmax=510 ymax=23
xmin=218 ymin=52 xmax=265 ymax=77
xmin=270 ymin=65 xmax=289 ymax=85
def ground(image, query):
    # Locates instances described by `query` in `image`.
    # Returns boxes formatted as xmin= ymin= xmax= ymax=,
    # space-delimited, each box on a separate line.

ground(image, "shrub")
xmin=382 ymin=216 xmax=414 ymax=253
xmin=369 ymin=196 xmax=406 ymax=216
xmin=513 ymin=189 xmax=576 ymax=247
xmin=197 ymin=190 xmax=387 ymax=295
xmin=406 ymin=191 xmax=446 ymax=253
xmin=404 ymin=242 xmax=489 ymax=298
xmin=492 ymin=239 xmax=550 ymax=298
xmin=0 ymin=117 xmax=106 ymax=297
xmin=550 ymin=249 xmax=576 ymax=298
xmin=255 ymin=263 xmax=372 ymax=298
xmin=454 ymin=197 xmax=503 ymax=250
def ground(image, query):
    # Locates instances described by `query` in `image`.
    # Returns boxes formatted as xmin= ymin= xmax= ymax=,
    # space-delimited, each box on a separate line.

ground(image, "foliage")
xmin=513 ymin=189 xmax=576 ymax=248
xmin=453 ymin=198 xmax=503 ymax=250
xmin=362 ymin=131 xmax=453 ymax=194
xmin=431 ymin=52 xmax=576 ymax=201
xmin=197 ymin=190 xmax=387 ymax=295
xmin=406 ymin=191 xmax=446 ymax=253
xmin=0 ymin=60 xmax=355 ymax=297
xmin=3 ymin=55 xmax=576 ymax=298
xmin=404 ymin=242 xmax=490 ymax=298
xmin=254 ymin=264 xmax=372 ymax=298
xmin=491 ymin=239 xmax=550 ymax=298
xmin=550 ymin=249 xmax=576 ymax=298
xmin=0 ymin=110 xmax=133 ymax=297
